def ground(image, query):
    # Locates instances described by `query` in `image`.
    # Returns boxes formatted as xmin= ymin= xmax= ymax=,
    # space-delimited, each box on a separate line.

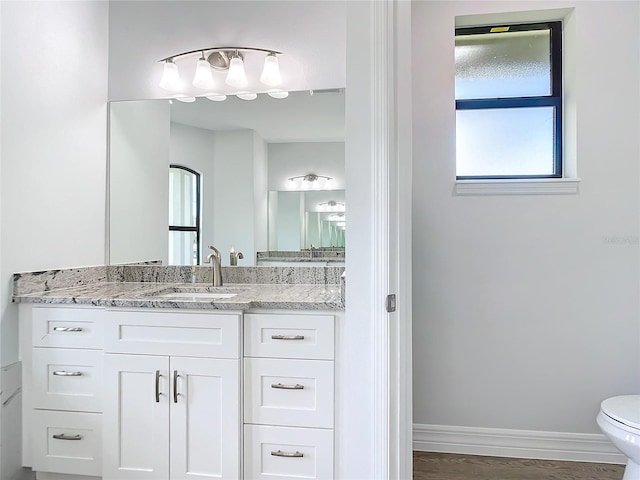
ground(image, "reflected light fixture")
xmin=158 ymin=47 xmax=285 ymax=96
xmin=287 ymin=174 xmax=334 ymax=190
xmin=318 ymin=200 xmax=345 ymax=212
xmin=237 ymin=92 xmax=258 ymax=101
xmin=268 ymin=90 xmax=289 ymax=99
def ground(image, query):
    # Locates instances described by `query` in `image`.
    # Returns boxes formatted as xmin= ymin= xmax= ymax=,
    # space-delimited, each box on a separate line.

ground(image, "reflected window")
xmin=169 ymin=165 xmax=201 ymax=265
xmin=455 ymin=22 xmax=562 ymax=178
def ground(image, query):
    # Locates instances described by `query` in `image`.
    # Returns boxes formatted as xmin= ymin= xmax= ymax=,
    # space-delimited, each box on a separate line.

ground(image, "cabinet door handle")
xmin=52 ymin=434 xmax=82 ymax=441
xmin=271 ymin=450 xmax=304 ymax=458
xmin=271 ymin=335 xmax=305 ymax=340
xmin=155 ymin=370 xmax=161 ymax=403
xmin=52 ymin=371 xmax=83 ymax=377
xmin=53 ymin=327 xmax=83 ymax=332
xmin=271 ymin=383 xmax=304 ymax=390
xmin=173 ymin=370 xmax=179 ymax=403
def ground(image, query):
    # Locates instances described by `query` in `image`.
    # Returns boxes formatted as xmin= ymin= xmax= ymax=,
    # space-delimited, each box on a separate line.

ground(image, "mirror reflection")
xmin=109 ymin=89 xmax=345 ymax=266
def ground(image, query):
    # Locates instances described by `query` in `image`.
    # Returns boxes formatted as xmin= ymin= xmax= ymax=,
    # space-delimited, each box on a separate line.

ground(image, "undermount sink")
xmin=150 ymin=285 xmax=248 ymax=300
xmin=159 ymin=292 xmax=238 ymax=299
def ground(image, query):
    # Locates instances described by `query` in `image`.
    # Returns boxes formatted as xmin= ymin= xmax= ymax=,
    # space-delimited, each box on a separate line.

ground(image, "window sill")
xmin=455 ymin=178 xmax=581 ymax=196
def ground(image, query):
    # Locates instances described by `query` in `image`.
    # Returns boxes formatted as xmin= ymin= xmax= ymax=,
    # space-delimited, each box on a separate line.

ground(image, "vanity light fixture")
xmin=318 ymin=200 xmax=346 ymax=212
xmin=327 ymin=213 xmax=346 ymax=221
xmin=158 ymin=47 xmax=285 ymax=98
xmin=287 ymin=173 xmax=334 ymax=190
xmin=237 ymin=92 xmax=258 ymax=101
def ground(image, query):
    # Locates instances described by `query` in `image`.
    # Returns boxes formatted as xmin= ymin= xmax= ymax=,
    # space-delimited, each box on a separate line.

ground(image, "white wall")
xmin=212 ymin=130 xmax=260 ymax=265
xmin=267 ymin=142 xmax=345 ymax=191
xmin=0 ymin=1 xmax=109 ymax=477
xmin=253 ymin=132 xmax=268 ymax=255
xmin=170 ymin=122 xmax=216 ymax=263
xmin=110 ymin=101 xmax=170 ymax=264
xmin=413 ymin=0 xmax=640 ymax=437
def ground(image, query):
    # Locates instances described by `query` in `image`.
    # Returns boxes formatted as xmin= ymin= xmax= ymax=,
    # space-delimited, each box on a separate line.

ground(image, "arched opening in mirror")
xmin=169 ymin=164 xmax=201 ymax=265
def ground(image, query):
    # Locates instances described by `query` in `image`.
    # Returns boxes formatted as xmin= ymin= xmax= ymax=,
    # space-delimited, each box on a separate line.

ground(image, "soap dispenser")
xmin=230 ymin=246 xmax=244 ymax=266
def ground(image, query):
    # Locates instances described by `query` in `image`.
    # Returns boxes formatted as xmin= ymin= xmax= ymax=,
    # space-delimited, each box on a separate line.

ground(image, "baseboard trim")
xmin=413 ymin=423 xmax=625 ymax=465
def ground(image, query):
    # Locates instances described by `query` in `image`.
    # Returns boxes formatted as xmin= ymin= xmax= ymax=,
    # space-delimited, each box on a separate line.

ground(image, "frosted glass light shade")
xmin=226 ymin=57 xmax=248 ymax=88
xmin=237 ymin=92 xmax=258 ymax=101
xmin=160 ymin=61 xmax=181 ymax=91
xmin=267 ymin=90 xmax=289 ymax=99
xmin=260 ymin=53 xmax=282 ymax=86
xmin=192 ymin=58 xmax=215 ymax=89
xmin=205 ymin=94 xmax=227 ymax=102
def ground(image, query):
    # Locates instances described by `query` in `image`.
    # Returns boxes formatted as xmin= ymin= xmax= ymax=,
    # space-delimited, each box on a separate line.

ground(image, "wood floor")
xmin=413 ymin=452 xmax=626 ymax=480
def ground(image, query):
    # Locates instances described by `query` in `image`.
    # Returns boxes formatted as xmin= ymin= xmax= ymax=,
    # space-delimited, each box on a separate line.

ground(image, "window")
xmin=169 ymin=165 xmax=201 ymax=265
xmin=455 ymin=22 xmax=562 ymax=179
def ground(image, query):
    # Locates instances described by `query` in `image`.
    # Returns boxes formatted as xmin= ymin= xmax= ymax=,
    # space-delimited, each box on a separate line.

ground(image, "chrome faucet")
xmin=205 ymin=245 xmax=223 ymax=286
xmin=230 ymin=247 xmax=244 ymax=266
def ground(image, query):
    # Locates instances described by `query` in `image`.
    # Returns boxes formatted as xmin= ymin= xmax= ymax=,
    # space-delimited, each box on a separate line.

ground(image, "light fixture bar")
xmin=158 ymin=46 xmax=283 ymax=64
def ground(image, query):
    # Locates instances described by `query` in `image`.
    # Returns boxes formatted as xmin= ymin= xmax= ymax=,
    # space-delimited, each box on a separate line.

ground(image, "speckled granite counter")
xmin=12 ymin=282 xmax=343 ymax=310
xmin=12 ymin=265 xmax=345 ymax=310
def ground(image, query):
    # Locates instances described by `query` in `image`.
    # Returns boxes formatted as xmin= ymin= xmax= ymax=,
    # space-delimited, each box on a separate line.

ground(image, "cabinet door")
xmin=170 ymin=357 xmax=240 ymax=479
xmin=103 ymin=354 xmax=170 ymax=480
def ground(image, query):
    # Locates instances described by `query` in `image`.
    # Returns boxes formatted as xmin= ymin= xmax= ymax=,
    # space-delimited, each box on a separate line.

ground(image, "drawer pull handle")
xmin=271 ymin=383 xmax=304 ymax=390
xmin=53 ymin=327 xmax=83 ymax=332
xmin=52 ymin=434 xmax=82 ymax=441
xmin=155 ymin=370 xmax=161 ymax=403
xmin=271 ymin=450 xmax=304 ymax=458
xmin=173 ymin=370 xmax=179 ymax=404
xmin=271 ymin=335 xmax=305 ymax=340
xmin=53 ymin=371 xmax=83 ymax=377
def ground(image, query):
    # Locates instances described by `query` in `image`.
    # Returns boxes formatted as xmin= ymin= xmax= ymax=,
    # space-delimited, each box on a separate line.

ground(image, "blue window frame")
xmin=455 ymin=21 xmax=563 ymax=179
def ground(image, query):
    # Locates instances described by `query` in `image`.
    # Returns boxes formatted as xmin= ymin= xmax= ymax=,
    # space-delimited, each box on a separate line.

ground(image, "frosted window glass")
xmin=455 ymin=29 xmax=551 ymax=100
xmin=169 ymin=231 xmax=198 ymax=265
xmin=169 ymin=167 xmax=197 ymax=227
xmin=456 ymin=107 xmax=555 ymax=177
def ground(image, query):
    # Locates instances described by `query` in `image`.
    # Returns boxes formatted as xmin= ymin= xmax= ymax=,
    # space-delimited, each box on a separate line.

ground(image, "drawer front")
xmin=244 ymin=358 xmax=333 ymax=429
xmin=32 ymin=307 xmax=104 ymax=349
xmin=32 ymin=348 xmax=103 ymax=413
xmin=31 ymin=410 xmax=102 ymax=477
xmin=244 ymin=313 xmax=334 ymax=360
xmin=104 ymin=310 xmax=240 ymax=358
xmin=244 ymin=425 xmax=333 ymax=480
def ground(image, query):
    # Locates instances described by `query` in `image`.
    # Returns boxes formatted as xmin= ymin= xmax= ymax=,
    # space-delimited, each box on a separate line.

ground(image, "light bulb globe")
xmin=260 ymin=53 xmax=282 ymax=86
xmin=192 ymin=58 xmax=215 ymax=90
xmin=160 ymin=61 xmax=181 ymax=91
xmin=226 ymin=57 xmax=248 ymax=88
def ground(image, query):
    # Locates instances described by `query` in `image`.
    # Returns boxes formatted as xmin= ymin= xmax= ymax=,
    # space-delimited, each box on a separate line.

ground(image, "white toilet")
xmin=597 ymin=395 xmax=640 ymax=480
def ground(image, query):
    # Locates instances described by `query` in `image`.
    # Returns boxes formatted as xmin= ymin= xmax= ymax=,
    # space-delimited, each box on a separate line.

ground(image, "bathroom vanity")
xmin=14 ymin=267 xmax=344 ymax=480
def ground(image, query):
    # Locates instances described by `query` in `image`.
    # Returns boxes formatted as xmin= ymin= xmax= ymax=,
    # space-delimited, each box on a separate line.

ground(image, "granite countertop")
xmin=12 ymin=281 xmax=344 ymax=311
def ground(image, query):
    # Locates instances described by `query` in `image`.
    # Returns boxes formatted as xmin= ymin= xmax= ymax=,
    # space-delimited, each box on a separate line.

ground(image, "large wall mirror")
xmin=108 ymin=89 xmax=345 ymax=266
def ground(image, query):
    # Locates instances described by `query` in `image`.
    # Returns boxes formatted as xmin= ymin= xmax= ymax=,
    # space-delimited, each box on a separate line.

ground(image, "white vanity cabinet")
xmin=102 ymin=309 xmax=241 ymax=480
xmin=21 ymin=302 xmax=341 ymax=480
xmin=24 ymin=306 xmax=105 ymax=478
xmin=243 ymin=312 xmax=335 ymax=480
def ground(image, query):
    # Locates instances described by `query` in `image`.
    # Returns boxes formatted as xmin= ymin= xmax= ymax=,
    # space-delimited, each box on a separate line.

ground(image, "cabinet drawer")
xmin=32 ymin=348 xmax=102 ymax=413
xmin=32 ymin=307 xmax=104 ymax=349
xmin=244 ymin=313 xmax=334 ymax=360
xmin=104 ymin=309 xmax=240 ymax=358
xmin=31 ymin=410 xmax=101 ymax=477
xmin=244 ymin=425 xmax=333 ymax=480
xmin=244 ymin=358 xmax=333 ymax=428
